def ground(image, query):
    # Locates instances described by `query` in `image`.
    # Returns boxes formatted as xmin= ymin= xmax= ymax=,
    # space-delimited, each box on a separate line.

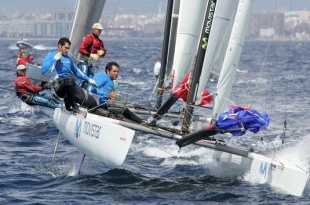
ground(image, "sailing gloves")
xmin=90 ymin=53 xmax=99 ymax=61
xmin=97 ymin=50 xmax=105 ymax=56
xmin=42 ymin=83 xmax=52 ymax=90
xmin=54 ymin=52 xmax=62 ymax=61
xmin=88 ymin=79 xmax=97 ymax=86
xmin=40 ymin=80 xmax=47 ymax=87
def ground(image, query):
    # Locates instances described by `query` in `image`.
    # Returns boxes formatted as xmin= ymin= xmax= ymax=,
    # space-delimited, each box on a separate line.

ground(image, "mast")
xmin=155 ymin=0 xmax=174 ymax=109
xmin=150 ymin=0 xmax=207 ymax=124
xmin=165 ymin=0 xmax=180 ymax=81
xmin=181 ymin=0 xmax=218 ymax=133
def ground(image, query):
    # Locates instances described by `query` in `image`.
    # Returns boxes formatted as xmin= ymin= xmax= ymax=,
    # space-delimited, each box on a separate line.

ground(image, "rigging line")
xmin=148 ymin=77 xmax=161 ymax=102
xmin=275 ymin=152 xmax=309 ymax=173
xmin=136 ymin=0 xmax=160 ymax=48
xmin=264 ymin=132 xmax=308 ymax=172
xmin=87 ymin=100 xmax=110 ymax=112
xmin=282 ymin=0 xmax=295 ymax=141
xmin=261 ymin=133 xmax=278 ymax=160
xmin=103 ymin=0 xmax=121 ymax=32
xmin=249 ymin=0 xmax=280 ymax=111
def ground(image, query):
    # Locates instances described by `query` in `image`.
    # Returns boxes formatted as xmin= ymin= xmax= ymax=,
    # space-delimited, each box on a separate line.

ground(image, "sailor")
xmin=87 ymin=61 xmax=143 ymax=123
xmin=153 ymin=58 xmax=161 ymax=79
xmin=14 ymin=64 xmax=62 ymax=109
xmin=78 ymin=22 xmax=106 ymax=88
xmin=17 ymin=51 xmax=34 ymax=66
xmin=41 ymin=37 xmax=97 ymax=114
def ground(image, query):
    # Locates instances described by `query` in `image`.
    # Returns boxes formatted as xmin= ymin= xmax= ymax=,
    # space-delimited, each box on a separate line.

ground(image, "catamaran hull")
xmin=53 ymin=108 xmax=135 ymax=168
xmin=214 ymin=151 xmax=309 ymax=196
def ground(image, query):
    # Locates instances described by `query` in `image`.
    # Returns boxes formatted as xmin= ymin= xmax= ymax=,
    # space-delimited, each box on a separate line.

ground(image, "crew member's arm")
xmin=41 ymin=51 xmax=60 ymax=75
xmin=20 ymin=77 xmax=43 ymax=93
xmin=89 ymin=74 xmax=111 ymax=102
xmin=78 ymin=35 xmax=93 ymax=57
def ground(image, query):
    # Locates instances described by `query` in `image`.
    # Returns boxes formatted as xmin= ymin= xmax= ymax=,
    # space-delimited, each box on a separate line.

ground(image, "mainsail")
xmin=180 ymin=0 xmax=254 ymax=143
xmin=170 ymin=0 xmax=207 ymax=91
xmin=195 ymin=0 xmax=239 ymax=105
xmin=212 ymin=0 xmax=253 ymax=119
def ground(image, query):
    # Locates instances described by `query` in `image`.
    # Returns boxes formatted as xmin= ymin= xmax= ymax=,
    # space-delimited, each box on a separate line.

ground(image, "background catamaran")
xmin=52 ymin=0 xmax=309 ymax=196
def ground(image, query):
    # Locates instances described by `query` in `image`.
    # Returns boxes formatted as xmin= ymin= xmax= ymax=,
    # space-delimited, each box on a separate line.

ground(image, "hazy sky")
xmin=0 ymin=0 xmax=309 ymax=15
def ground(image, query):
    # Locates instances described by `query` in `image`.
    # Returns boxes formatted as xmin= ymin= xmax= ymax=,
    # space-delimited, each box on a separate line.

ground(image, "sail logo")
xmin=74 ymin=118 xmax=82 ymax=138
xmin=83 ymin=121 xmax=101 ymax=139
xmin=204 ymin=0 xmax=216 ymax=34
xmin=202 ymin=37 xmax=208 ymax=49
xmin=259 ymin=162 xmax=268 ymax=177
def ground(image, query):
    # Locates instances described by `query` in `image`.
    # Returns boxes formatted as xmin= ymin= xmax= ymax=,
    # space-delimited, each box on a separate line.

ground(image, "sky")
xmin=0 ymin=0 xmax=309 ymax=15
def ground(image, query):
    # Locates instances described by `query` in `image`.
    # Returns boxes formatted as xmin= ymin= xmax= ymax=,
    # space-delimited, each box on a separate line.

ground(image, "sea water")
xmin=0 ymin=39 xmax=310 ymax=204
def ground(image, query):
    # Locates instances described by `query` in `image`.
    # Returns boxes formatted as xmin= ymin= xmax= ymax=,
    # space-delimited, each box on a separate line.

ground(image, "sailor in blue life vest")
xmin=14 ymin=64 xmax=62 ymax=109
xmin=41 ymin=37 xmax=97 ymax=114
xmin=87 ymin=61 xmax=143 ymax=123
xmin=78 ymin=23 xmax=106 ymax=88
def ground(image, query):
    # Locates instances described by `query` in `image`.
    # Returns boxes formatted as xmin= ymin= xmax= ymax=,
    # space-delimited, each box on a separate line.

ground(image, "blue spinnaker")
xmin=216 ymin=106 xmax=270 ymax=136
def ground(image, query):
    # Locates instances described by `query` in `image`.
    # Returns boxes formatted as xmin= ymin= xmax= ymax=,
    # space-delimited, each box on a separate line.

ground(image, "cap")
xmin=17 ymin=64 xmax=27 ymax=70
xmin=92 ymin=23 xmax=103 ymax=30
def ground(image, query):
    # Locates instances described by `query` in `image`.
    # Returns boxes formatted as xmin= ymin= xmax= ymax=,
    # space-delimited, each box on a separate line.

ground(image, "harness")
xmin=19 ymin=93 xmax=34 ymax=105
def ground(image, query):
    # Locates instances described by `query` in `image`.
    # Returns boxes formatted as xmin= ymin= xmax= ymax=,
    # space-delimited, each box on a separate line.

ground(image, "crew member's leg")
xmin=31 ymin=95 xmax=61 ymax=109
xmin=56 ymin=77 xmax=77 ymax=111
xmin=74 ymin=86 xmax=97 ymax=110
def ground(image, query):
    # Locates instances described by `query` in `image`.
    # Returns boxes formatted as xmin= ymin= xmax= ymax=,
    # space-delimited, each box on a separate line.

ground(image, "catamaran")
xmin=51 ymin=0 xmax=308 ymax=196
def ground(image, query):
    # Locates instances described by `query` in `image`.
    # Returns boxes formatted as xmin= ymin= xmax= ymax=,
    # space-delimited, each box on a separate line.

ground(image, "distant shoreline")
xmin=1 ymin=37 xmax=310 ymax=42
xmin=0 ymin=37 xmax=164 ymax=41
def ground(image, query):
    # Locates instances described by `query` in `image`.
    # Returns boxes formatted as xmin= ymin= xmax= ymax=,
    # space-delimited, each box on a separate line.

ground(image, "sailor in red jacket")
xmin=14 ymin=65 xmax=62 ymax=109
xmin=16 ymin=50 xmax=34 ymax=66
xmin=78 ymin=22 xmax=106 ymax=88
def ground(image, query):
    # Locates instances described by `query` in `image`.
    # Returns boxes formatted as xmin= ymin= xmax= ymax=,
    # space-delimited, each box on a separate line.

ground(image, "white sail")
xmin=171 ymin=0 xmax=207 ymax=90
xmin=69 ymin=0 xmax=106 ymax=61
xmin=195 ymin=0 xmax=239 ymax=105
xmin=212 ymin=0 xmax=253 ymax=119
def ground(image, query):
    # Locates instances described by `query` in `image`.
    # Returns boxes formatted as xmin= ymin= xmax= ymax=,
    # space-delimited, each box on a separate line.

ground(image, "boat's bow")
xmin=53 ymin=108 xmax=135 ymax=168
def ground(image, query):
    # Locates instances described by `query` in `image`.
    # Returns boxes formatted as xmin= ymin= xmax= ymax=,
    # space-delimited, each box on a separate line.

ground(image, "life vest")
xmin=14 ymin=76 xmax=33 ymax=104
xmin=87 ymin=33 xmax=103 ymax=54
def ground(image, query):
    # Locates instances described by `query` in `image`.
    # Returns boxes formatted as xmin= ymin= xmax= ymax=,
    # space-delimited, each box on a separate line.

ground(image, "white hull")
xmin=53 ymin=108 xmax=135 ymax=168
xmin=16 ymin=40 xmax=33 ymax=49
xmin=213 ymin=151 xmax=309 ymax=196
